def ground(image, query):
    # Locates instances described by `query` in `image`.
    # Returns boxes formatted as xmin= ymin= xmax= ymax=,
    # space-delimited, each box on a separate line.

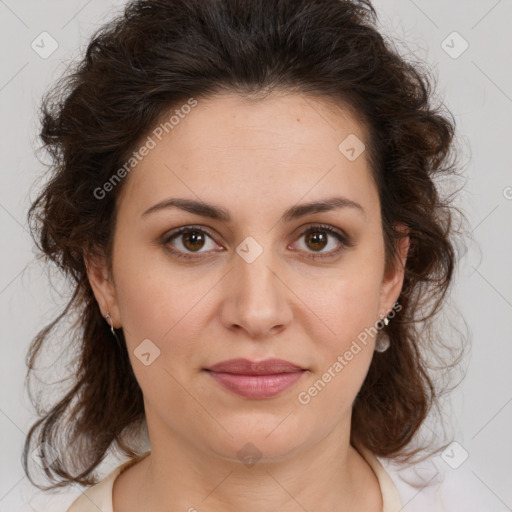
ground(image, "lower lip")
xmin=206 ymin=371 xmax=305 ymax=399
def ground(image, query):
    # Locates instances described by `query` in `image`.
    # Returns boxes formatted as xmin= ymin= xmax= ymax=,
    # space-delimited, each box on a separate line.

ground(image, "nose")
xmin=220 ymin=246 xmax=293 ymax=340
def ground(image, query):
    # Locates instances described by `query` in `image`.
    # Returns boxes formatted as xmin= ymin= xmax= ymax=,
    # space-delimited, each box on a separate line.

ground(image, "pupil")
xmin=307 ymin=231 xmax=327 ymax=251
xmin=184 ymin=231 xmax=204 ymax=251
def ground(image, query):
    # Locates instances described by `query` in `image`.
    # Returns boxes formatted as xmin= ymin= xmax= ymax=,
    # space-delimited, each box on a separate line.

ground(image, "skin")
xmin=86 ymin=91 xmax=409 ymax=512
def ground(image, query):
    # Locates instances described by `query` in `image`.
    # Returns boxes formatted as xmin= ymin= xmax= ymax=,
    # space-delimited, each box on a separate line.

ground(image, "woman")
xmin=23 ymin=0 xmax=476 ymax=510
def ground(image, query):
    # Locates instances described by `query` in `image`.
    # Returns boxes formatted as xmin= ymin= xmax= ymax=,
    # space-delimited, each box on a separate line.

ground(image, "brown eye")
xmin=294 ymin=224 xmax=353 ymax=260
xmin=304 ymin=230 xmax=329 ymax=252
xmin=181 ymin=230 xmax=206 ymax=252
xmin=162 ymin=226 xmax=221 ymax=260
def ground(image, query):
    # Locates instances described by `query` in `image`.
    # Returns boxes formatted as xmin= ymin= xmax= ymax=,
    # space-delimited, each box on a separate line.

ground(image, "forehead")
xmin=116 ymin=92 xmax=379 ymax=222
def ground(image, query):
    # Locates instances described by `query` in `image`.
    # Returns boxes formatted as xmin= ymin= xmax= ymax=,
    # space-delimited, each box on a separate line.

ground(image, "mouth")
xmin=203 ymin=358 xmax=307 ymax=399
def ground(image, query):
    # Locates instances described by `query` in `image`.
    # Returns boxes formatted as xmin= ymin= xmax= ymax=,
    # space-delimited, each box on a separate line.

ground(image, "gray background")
xmin=1 ymin=0 xmax=511 ymax=510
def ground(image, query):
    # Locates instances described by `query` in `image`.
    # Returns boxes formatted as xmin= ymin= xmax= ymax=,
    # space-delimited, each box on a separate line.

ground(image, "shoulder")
xmin=67 ymin=452 xmax=151 ymax=512
xmin=378 ymin=449 xmax=509 ymax=512
xmin=66 ymin=467 xmax=119 ymax=512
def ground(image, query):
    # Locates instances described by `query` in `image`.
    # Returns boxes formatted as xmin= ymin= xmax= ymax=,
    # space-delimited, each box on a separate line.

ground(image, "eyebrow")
xmin=141 ymin=196 xmax=366 ymax=222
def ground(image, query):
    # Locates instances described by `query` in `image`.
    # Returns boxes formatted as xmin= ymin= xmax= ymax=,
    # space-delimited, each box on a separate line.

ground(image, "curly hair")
xmin=23 ymin=0 xmax=467 ymax=489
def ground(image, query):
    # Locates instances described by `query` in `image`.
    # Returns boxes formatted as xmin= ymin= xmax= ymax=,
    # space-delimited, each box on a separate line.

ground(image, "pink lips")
xmin=204 ymin=358 xmax=306 ymax=399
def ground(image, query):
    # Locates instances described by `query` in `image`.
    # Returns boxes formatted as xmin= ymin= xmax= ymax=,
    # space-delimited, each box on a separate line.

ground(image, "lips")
xmin=204 ymin=358 xmax=306 ymax=399
xmin=206 ymin=358 xmax=304 ymax=375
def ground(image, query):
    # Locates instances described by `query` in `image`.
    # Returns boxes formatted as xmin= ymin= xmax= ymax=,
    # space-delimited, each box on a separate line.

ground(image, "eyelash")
xmin=161 ymin=224 xmax=354 ymax=261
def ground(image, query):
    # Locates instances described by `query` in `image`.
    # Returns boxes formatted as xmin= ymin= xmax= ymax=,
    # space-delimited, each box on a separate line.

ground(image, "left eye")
xmin=291 ymin=225 xmax=352 ymax=260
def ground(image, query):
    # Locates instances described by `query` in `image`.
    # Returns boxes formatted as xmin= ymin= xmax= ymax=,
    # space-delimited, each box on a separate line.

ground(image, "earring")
xmin=375 ymin=314 xmax=390 ymax=353
xmin=375 ymin=332 xmax=390 ymax=353
xmin=105 ymin=312 xmax=122 ymax=348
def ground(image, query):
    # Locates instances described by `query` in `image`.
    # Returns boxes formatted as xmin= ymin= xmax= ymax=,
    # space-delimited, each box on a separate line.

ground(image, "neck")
xmin=120 ymin=415 xmax=382 ymax=512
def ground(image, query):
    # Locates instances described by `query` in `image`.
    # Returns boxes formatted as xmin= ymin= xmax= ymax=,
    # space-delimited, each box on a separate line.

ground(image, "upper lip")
xmin=205 ymin=358 xmax=305 ymax=375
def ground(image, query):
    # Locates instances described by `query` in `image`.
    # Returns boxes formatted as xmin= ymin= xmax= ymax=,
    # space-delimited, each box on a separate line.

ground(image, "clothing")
xmin=67 ymin=451 xmax=150 ymax=512
xmin=67 ymin=447 xmax=506 ymax=512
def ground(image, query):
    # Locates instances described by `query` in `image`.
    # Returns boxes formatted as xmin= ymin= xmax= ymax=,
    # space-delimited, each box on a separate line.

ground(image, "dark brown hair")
xmin=24 ymin=0 xmax=467 ymax=489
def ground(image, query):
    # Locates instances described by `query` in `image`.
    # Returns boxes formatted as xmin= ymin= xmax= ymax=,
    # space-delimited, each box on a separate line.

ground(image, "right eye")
xmin=161 ymin=226 xmax=223 ymax=260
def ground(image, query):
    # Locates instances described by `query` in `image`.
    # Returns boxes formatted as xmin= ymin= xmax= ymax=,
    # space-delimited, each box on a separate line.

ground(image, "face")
xmin=88 ymin=91 xmax=407 ymax=464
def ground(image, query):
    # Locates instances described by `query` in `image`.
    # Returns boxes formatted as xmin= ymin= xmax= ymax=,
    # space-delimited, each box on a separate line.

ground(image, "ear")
xmin=378 ymin=224 xmax=410 ymax=317
xmin=84 ymin=252 xmax=121 ymax=328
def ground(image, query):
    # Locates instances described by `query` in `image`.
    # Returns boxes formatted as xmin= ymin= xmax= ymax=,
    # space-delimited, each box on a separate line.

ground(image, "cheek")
xmin=294 ymin=277 xmax=382 ymax=419
xmin=116 ymin=270 xmax=199 ymax=345
xmin=293 ymin=250 xmax=384 ymax=402
xmin=112 ymin=229 xmax=189 ymax=335
xmin=304 ymin=259 xmax=384 ymax=347
xmin=310 ymin=281 xmax=379 ymax=375
xmin=113 ymin=247 xmax=218 ymax=371
xmin=112 ymin=262 xmax=207 ymax=414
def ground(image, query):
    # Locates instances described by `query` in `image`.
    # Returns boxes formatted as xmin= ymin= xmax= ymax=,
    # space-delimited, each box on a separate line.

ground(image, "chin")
xmin=202 ymin=414 xmax=312 ymax=465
